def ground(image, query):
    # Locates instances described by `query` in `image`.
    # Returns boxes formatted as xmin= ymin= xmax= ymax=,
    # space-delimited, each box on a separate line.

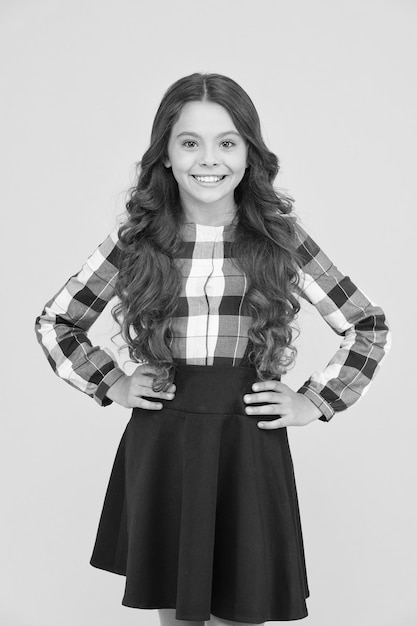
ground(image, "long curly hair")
xmin=112 ymin=72 xmax=302 ymax=391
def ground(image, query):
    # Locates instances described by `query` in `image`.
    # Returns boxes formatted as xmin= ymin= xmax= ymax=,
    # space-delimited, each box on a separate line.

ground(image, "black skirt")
xmin=90 ymin=364 xmax=309 ymax=623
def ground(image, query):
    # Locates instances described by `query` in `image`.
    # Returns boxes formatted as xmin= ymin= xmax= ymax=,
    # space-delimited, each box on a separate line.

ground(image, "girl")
xmin=35 ymin=73 xmax=390 ymax=625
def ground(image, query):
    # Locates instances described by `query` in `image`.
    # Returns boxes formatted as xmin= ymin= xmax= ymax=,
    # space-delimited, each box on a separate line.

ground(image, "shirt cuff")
xmin=94 ymin=367 xmax=126 ymax=407
xmin=297 ymin=385 xmax=335 ymax=422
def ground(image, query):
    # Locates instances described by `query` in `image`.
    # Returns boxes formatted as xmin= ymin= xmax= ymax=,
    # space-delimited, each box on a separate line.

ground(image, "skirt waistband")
xmin=156 ymin=364 xmax=259 ymax=416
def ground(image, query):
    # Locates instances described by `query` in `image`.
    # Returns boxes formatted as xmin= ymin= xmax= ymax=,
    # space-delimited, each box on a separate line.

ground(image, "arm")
xmin=294 ymin=222 xmax=391 ymax=421
xmin=34 ymin=228 xmax=126 ymax=406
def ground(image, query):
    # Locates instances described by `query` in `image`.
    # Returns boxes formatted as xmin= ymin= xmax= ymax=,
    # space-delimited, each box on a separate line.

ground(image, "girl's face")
xmin=165 ymin=100 xmax=248 ymax=220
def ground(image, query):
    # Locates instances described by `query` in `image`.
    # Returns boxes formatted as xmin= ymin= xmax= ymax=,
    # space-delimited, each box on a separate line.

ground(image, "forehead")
xmin=172 ymin=101 xmax=238 ymax=133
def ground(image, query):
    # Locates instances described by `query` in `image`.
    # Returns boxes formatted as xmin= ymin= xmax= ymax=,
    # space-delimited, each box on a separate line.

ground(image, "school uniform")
xmin=34 ymin=221 xmax=390 ymax=622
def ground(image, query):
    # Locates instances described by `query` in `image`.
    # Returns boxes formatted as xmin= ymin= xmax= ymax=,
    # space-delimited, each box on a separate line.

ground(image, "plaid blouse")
xmin=34 ymin=221 xmax=391 ymax=421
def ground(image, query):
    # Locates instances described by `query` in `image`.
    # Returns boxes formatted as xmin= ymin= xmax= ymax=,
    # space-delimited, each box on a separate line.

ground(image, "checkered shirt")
xmin=34 ymin=221 xmax=391 ymax=420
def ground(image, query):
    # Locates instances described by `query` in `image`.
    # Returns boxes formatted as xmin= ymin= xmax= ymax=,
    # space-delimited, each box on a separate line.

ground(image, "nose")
xmin=199 ymin=147 xmax=219 ymax=167
xmin=200 ymin=159 xmax=219 ymax=167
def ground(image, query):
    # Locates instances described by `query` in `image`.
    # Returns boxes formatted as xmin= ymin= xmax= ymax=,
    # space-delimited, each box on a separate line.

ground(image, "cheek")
xmin=229 ymin=149 xmax=248 ymax=172
xmin=171 ymin=150 xmax=195 ymax=174
xmin=230 ymin=159 xmax=248 ymax=181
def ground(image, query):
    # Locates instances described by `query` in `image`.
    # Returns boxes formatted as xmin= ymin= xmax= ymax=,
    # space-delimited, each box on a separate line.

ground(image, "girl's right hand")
xmin=105 ymin=364 xmax=176 ymax=409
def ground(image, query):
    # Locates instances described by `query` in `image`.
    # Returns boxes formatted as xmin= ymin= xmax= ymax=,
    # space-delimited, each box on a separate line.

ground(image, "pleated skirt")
xmin=90 ymin=364 xmax=309 ymax=623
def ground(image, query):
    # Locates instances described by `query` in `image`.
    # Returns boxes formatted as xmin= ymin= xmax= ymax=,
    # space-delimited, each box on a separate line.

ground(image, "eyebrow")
xmin=176 ymin=131 xmax=241 ymax=139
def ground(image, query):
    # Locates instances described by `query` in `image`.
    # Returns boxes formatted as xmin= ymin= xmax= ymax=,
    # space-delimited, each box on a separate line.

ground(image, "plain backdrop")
xmin=1 ymin=1 xmax=416 ymax=625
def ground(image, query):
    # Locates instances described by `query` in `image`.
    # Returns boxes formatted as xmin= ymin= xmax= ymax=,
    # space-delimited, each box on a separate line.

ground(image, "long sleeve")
xmin=34 ymin=228 xmax=126 ymax=406
xmin=294 ymin=223 xmax=391 ymax=421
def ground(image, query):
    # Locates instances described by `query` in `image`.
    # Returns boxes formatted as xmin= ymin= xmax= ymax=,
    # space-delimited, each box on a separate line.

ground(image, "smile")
xmin=192 ymin=175 xmax=226 ymax=184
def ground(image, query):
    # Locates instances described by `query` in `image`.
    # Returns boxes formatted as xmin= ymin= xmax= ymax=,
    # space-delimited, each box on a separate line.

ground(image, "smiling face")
xmin=164 ymin=100 xmax=248 ymax=225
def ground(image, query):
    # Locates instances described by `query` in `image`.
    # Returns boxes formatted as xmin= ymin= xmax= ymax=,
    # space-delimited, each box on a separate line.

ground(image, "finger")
xmin=244 ymin=391 xmax=286 ymax=405
xmin=136 ymin=386 xmax=175 ymax=400
xmin=257 ymin=416 xmax=293 ymax=429
xmin=134 ymin=371 xmax=176 ymax=393
xmin=133 ymin=364 xmax=158 ymax=377
xmin=251 ymin=380 xmax=289 ymax=393
xmin=245 ymin=403 xmax=282 ymax=416
xmin=131 ymin=397 xmax=164 ymax=410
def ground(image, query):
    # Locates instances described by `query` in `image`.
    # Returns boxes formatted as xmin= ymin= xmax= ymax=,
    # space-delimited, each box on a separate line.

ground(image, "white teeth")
xmin=193 ymin=175 xmax=225 ymax=183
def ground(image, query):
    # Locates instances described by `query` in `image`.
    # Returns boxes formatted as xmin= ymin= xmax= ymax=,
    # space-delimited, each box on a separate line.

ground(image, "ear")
xmin=164 ymin=158 xmax=171 ymax=168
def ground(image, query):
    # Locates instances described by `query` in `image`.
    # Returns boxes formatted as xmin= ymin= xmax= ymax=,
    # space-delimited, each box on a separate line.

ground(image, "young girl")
xmin=35 ymin=72 xmax=390 ymax=625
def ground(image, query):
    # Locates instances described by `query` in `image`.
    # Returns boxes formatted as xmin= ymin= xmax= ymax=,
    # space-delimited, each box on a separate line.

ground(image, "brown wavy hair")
xmin=112 ymin=72 xmax=302 ymax=391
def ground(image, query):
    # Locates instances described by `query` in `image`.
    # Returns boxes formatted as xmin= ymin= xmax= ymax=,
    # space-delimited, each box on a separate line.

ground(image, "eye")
xmin=221 ymin=140 xmax=235 ymax=148
xmin=182 ymin=140 xmax=198 ymax=148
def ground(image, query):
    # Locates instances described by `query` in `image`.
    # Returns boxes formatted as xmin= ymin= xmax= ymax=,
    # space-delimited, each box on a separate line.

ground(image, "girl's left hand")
xmin=243 ymin=380 xmax=322 ymax=429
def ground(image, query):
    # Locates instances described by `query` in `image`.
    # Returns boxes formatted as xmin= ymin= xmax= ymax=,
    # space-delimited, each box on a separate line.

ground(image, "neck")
xmin=181 ymin=197 xmax=238 ymax=227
